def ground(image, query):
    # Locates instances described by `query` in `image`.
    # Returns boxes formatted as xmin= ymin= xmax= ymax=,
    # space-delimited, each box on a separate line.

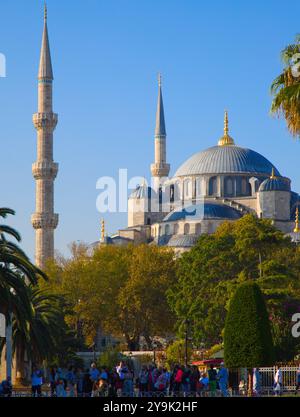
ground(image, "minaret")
xmin=31 ymin=4 xmax=58 ymax=268
xmin=150 ymin=74 xmax=170 ymax=190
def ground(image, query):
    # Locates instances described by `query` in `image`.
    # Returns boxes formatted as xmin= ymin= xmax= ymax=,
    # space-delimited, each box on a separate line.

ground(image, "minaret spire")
xmin=44 ymin=2 xmax=47 ymax=21
xmin=155 ymin=73 xmax=166 ymax=137
xmin=151 ymin=74 xmax=170 ymax=190
xmin=38 ymin=2 xmax=53 ymax=80
xmin=32 ymin=5 xmax=58 ymax=268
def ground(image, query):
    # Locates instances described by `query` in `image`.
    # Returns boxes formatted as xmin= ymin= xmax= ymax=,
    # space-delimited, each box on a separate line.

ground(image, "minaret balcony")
xmin=151 ymin=162 xmax=170 ymax=178
xmin=31 ymin=213 xmax=59 ymax=230
xmin=32 ymin=161 xmax=58 ymax=180
xmin=33 ymin=112 xmax=58 ymax=131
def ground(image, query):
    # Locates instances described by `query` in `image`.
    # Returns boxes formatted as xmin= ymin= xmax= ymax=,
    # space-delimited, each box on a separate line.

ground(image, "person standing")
xmin=49 ymin=367 xmax=57 ymax=397
xmin=65 ymin=365 xmax=76 ymax=397
xmin=253 ymin=368 xmax=261 ymax=396
xmin=55 ymin=368 xmax=66 ymax=397
xmin=182 ymin=366 xmax=191 ymax=396
xmin=217 ymin=363 xmax=229 ymax=397
xmin=174 ymin=366 xmax=184 ymax=395
xmin=83 ymin=369 xmax=93 ymax=397
xmin=0 ymin=376 xmax=12 ymax=397
xmin=199 ymin=372 xmax=209 ymax=396
xmin=139 ymin=365 xmax=149 ymax=396
xmin=274 ymin=366 xmax=283 ymax=396
xmin=295 ymin=365 xmax=300 ymax=395
xmin=122 ymin=368 xmax=134 ymax=397
xmin=154 ymin=368 xmax=168 ymax=396
xmin=190 ymin=366 xmax=200 ymax=394
xmin=31 ymin=365 xmax=43 ymax=397
xmin=208 ymin=364 xmax=218 ymax=397
xmin=89 ymin=362 xmax=100 ymax=397
xmin=76 ymin=368 xmax=84 ymax=397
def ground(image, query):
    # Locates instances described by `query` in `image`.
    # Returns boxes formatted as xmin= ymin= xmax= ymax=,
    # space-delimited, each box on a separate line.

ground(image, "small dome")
xmin=129 ymin=184 xmax=150 ymax=199
xmin=259 ymin=177 xmax=290 ymax=192
xmin=163 ymin=202 xmax=243 ymax=222
xmin=167 ymin=235 xmax=198 ymax=248
xmin=174 ymin=145 xmax=280 ymax=177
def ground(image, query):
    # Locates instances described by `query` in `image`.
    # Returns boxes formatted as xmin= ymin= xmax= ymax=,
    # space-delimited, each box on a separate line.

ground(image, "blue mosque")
xmin=101 ymin=77 xmax=300 ymax=253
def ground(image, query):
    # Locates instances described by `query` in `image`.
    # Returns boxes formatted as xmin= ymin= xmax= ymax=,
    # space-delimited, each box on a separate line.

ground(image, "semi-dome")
xmin=259 ymin=175 xmax=291 ymax=192
xmin=163 ymin=201 xmax=243 ymax=222
xmin=174 ymin=145 xmax=280 ymax=177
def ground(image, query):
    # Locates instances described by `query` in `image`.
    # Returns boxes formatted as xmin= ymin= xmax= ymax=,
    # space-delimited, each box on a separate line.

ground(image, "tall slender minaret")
xmin=31 ymin=4 xmax=58 ymax=268
xmin=150 ymin=74 xmax=170 ymax=190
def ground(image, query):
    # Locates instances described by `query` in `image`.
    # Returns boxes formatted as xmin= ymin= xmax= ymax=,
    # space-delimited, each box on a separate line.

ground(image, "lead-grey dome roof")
xmin=259 ymin=177 xmax=291 ymax=192
xmin=174 ymin=145 xmax=280 ymax=177
xmin=163 ymin=202 xmax=243 ymax=222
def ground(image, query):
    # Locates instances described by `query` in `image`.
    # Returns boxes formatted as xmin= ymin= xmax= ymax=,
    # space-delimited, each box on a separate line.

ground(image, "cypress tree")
xmin=224 ymin=281 xmax=275 ymax=369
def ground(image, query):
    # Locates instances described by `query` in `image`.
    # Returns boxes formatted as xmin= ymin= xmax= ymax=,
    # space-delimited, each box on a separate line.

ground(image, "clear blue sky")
xmin=1 ymin=0 xmax=300 ymax=260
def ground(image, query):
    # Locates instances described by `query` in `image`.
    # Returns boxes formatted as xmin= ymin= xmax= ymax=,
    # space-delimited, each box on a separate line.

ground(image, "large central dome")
xmin=174 ymin=145 xmax=280 ymax=177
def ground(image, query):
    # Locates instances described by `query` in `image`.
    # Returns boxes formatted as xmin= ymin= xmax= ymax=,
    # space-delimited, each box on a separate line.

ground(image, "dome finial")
xmin=270 ymin=167 xmax=276 ymax=179
xmin=294 ymin=206 xmax=300 ymax=233
xmin=158 ymin=72 xmax=162 ymax=87
xmin=44 ymin=2 xmax=47 ymax=21
xmin=218 ymin=110 xmax=235 ymax=146
xmin=224 ymin=110 xmax=229 ymax=136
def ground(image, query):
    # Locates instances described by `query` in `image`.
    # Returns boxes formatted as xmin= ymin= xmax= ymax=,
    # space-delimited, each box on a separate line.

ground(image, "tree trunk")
xmin=247 ymin=368 xmax=253 ymax=397
xmin=15 ymin=347 xmax=27 ymax=386
xmin=5 ymin=314 xmax=12 ymax=380
xmin=144 ymin=334 xmax=153 ymax=350
xmin=125 ymin=335 xmax=140 ymax=351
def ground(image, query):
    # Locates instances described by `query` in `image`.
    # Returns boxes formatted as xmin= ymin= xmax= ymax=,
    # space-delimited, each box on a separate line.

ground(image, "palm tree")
xmin=271 ymin=35 xmax=300 ymax=137
xmin=0 ymin=207 xmax=46 ymax=379
xmin=12 ymin=286 xmax=65 ymax=381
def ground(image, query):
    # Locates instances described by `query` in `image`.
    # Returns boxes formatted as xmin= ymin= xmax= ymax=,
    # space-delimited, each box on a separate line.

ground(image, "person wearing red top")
xmin=173 ymin=366 xmax=183 ymax=394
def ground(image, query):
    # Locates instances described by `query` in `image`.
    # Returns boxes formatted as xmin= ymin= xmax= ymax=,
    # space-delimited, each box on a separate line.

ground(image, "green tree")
xmin=224 ymin=282 xmax=274 ymax=367
xmin=224 ymin=282 xmax=274 ymax=394
xmin=165 ymin=339 xmax=192 ymax=369
xmin=45 ymin=243 xmax=176 ymax=350
xmin=0 ymin=208 xmax=45 ymax=320
xmin=271 ymin=35 xmax=300 ymax=137
xmin=168 ymin=215 xmax=299 ymax=358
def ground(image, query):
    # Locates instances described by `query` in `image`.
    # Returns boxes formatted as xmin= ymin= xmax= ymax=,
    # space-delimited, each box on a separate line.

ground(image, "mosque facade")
xmin=102 ymin=79 xmax=300 ymax=252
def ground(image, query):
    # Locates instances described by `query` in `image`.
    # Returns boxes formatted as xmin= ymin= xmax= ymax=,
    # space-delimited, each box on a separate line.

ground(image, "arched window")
xmin=173 ymin=181 xmax=181 ymax=204
xmin=196 ymin=177 xmax=202 ymax=197
xmin=207 ymin=223 xmax=214 ymax=234
xmin=209 ymin=176 xmax=218 ymax=196
xmin=170 ymin=184 xmax=175 ymax=203
xmin=184 ymin=179 xmax=192 ymax=199
xmin=174 ymin=223 xmax=179 ymax=234
xmin=195 ymin=223 xmax=201 ymax=235
xmin=225 ymin=177 xmax=234 ymax=196
xmin=184 ymin=223 xmax=190 ymax=235
xmin=165 ymin=224 xmax=171 ymax=235
xmin=241 ymin=178 xmax=248 ymax=195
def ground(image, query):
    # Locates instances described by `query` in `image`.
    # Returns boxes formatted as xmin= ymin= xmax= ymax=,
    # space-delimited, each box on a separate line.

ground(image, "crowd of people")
xmin=2 ymin=361 xmax=230 ymax=397
xmin=1 ymin=362 xmax=300 ymax=397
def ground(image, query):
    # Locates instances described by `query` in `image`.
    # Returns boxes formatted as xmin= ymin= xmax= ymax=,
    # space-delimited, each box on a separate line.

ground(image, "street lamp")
xmin=152 ymin=341 xmax=158 ymax=365
xmin=184 ymin=319 xmax=191 ymax=368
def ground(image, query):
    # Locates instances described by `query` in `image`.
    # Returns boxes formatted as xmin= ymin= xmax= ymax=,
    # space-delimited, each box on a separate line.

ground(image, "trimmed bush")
xmin=224 ymin=282 xmax=275 ymax=368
